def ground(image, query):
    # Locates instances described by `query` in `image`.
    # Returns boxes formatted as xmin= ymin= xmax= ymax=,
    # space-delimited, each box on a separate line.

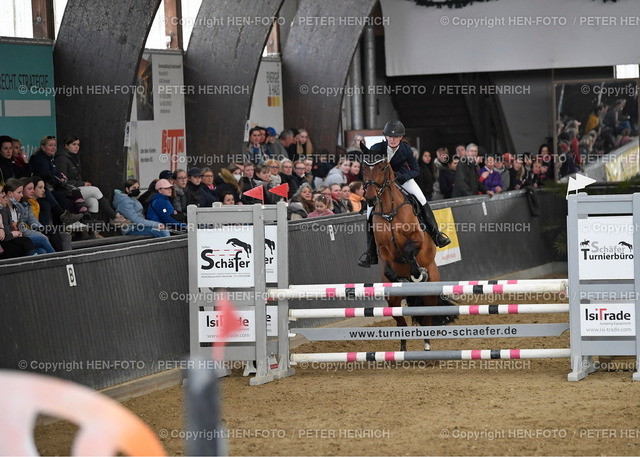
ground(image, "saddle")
xmin=395 ymin=184 xmax=426 ymax=227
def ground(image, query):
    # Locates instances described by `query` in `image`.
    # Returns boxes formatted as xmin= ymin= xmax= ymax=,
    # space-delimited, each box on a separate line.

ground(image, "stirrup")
xmin=358 ymin=251 xmax=378 ymax=268
xmin=433 ymin=231 xmax=451 ymax=248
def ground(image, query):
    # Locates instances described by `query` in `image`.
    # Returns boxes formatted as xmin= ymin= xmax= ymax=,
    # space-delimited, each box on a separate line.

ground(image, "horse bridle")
xmin=363 ymin=161 xmax=393 ymax=208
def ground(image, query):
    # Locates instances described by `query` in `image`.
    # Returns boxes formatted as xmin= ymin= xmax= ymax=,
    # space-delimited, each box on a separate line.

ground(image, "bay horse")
xmin=363 ymin=158 xmax=456 ymax=351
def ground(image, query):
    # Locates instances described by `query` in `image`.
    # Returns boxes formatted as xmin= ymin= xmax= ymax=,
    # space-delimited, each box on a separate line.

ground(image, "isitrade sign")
xmin=577 ymin=216 xmax=634 ymax=280
xmin=198 ymin=306 xmax=278 ymax=342
xmin=580 ymin=302 xmax=636 ymax=337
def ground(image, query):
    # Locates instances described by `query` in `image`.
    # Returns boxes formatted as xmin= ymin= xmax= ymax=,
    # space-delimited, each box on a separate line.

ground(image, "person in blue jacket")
xmin=358 ymin=120 xmax=450 ymax=268
xmin=146 ymin=179 xmax=187 ymax=230
xmin=112 ymin=179 xmax=170 ymax=237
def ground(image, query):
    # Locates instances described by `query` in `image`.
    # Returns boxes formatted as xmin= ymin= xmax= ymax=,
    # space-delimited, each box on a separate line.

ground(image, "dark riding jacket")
xmin=364 ymin=141 xmax=419 ymax=185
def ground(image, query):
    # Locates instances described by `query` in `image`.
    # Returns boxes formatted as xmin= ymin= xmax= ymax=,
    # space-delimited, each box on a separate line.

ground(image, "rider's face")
xmin=385 ymin=136 xmax=402 ymax=148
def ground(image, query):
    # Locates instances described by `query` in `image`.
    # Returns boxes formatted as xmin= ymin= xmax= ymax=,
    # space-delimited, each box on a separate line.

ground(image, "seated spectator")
xmin=558 ymin=141 xmax=579 ymax=177
xmin=493 ymin=154 xmax=510 ymax=191
xmin=215 ymin=168 xmax=241 ymax=203
xmin=10 ymin=138 xmax=31 ymax=178
xmin=537 ymin=144 xmax=554 ymax=182
xmin=439 ymin=155 xmax=459 ymax=199
xmin=185 ymin=167 xmax=218 ymax=207
xmin=262 ymin=159 xmax=286 ymax=203
xmin=508 ymin=156 xmax=525 ymax=190
xmin=201 ymin=167 xmax=220 ymax=205
xmin=113 ymin=179 xmax=170 ymax=237
xmin=29 ymin=135 xmax=89 ymax=215
xmin=431 ymin=148 xmax=449 ymax=200
xmin=55 ymin=135 xmax=126 ymax=224
xmin=478 ymin=155 xmax=503 ymax=196
xmin=416 ymin=150 xmax=435 ymax=201
xmin=0 ymin=188 xmax=36 ymax=258
xmin=0 ymin=136 xmax=16 ymax=184
xmin=244 ymin=127 xmax=270 ymax=164
xmin=291 ymin=160 xmax=308 ymax=190
xmin=523 ymin=161 xmax=544 ymax=188
xmin=278 ymin=159 xmax=298 ymax=197
xmin=324 ymin=158 xmax=351 ymax=187
xmin=347 ymin=160 xmax=362 ymax=184
xmin=303 ymin=158 xmax=315 ymax=187
xmin=267 ymin=129 xmax=294 ymax=160
xmin=170 ymin=169 xmax=188 ymax=219
xmin=288 ymin=183 xmax=315 ymax=220
xmin=295 ymin=128 xmax=314 ymax=160
xmin=240 ymin=162 xmax=262 ymax=205
xmin=340 ymin=184 xmax=353 ymax=212
xmin=138 ymin=178 xmax=158 ymax=213
xmin=21 ymin=177 xmax=72 ymax=251
xmin=146 ymin=179 xmax=186 ymax=230
xmin=348 ymin=181 xmax=365 ymax=214
xmin=3 ymin=178 xmax=55 ymax=254
xmin=220 ymin=191 xmax=238 ymax=205
xmin=307 ymin=195 xmax=334 ymax=218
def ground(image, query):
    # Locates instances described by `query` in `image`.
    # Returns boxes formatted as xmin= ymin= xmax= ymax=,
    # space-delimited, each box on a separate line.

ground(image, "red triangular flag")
xmin=213 ymin=292 xmax=242 ymax=360
xmin=269 ymin=183 xmax=289 ymax=199
xmin=243 ymin=185 xmax=264 ymax=201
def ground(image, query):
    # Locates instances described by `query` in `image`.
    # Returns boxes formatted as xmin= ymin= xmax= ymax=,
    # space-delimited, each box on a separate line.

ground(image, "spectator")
xmin=295 ymin=128 xmax=313 ymax=160
xmin=21 ymin=177 xmax=72 ymax=251
xmin=416 ymin=149 xmax=435 ymax=201
xmin=439 ymin=154 xmax=459 ymax=199
xmin=185 ymin=167 xmax=217 ymax=207
xmin=508 ymin=156 xmax=525 ymax=190
xmin=255 ymin=163 xmax=284 ymax=204
xmin=340 ymin=184 xmax=353 ymax=212
xmin=29 ymin=135 xmax=89 ymax=215
xmin=291 ymin=160 xmax=308 ymax=190
xmin=0 ymin=135 xmax=17 ymax=185
xmin=478 ymin=155 xmax=503 ymax=196
xmin=266 ymin=129 xmax=294 ymax=160
xmin=493 ymin=154 xmax=510 ymax=191
xmin=307 ymin=195 xmax=334 ymax=218
xmin=347 ymin=134 xmax=366 ymax=153
xmin=3 ymin=178 xmax=55 ymax=254
xmin=55 ymin=135 xmax=126 ymax=224
xmin=278 ymin=159 xmax=298 ymax=197
xmin=244 ymin=127 xmax=269 ymax=164
xmin=324 ymin=158 xmax=351 ymax=187
xmin=202 ymin=166 xmax=222 ymax=203
xmin=348 ymin=181 xmax=365 ymax=214
xmin=288 ymin=183 xmax=314 ymax=220
xmin=113 ymin=179 xmax=170 ymax=237
xmin=303 ymin=158 xmax=315 ymax=187
xmin=453 ymin=143 xmax=486 ymax=197
xmin=0 ymin=188 xmax=36 ymax=258
xmin=431 ymin=147 xmax=449 ymax=200
xmin=523 ymin=161 xmax=544 ymax=188
xmin=221 ymin=191 xmax=237 ymax=205
xmin=347 ymin=160 xmax=363 ymax=184
xmin=558 ymin=141 xmax=579 ymax=177
xmin=215 ymin=168 xmax=241 ymax=203
xmin=240 ymin=162 xmax=262 ymax=205
xmin=537 ymin=144 xmax=554 ymax=182
xmin=137 ymin=178 xmax=158 ymax=213
xmin=171 ymin=169 xmax=188 ymax=218
xmin=584 ymin=104 xmax=606 ymax=135
xmin=327 ymin=183 xmax=348 ymax=214
xmin=10 ymin=138 xmax=31 ymax=178
xmin=146 ymin=179 xmax=186 ymax=230
xmin=604 ymin=99 xmax=635 ymax=135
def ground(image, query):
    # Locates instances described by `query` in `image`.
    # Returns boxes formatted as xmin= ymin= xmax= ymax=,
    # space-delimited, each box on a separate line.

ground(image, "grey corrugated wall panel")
xmin=0 ymin=237 xmax=189 ymax=390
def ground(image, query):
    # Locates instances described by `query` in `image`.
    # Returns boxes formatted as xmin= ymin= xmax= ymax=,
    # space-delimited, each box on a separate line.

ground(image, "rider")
xmin=358 ymin=120 xmax=451 ymax=268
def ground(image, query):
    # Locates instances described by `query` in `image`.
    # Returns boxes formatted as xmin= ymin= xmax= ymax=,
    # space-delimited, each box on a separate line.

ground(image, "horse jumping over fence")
xmin=362 ymin=158 xmax=456 ymax=351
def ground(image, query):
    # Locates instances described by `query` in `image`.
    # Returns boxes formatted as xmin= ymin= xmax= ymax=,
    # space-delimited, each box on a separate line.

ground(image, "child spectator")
xmin=307 ymin=195 xmax=334 ymax=218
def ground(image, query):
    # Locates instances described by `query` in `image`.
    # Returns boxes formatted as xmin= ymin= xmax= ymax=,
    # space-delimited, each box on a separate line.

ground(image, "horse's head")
xmin=362 ymin=158 xmax=393 ymax=206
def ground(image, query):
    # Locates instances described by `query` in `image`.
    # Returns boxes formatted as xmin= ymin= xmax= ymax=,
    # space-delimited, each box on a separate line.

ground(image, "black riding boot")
xmin=357 ymin=217 xmax=378 ymax=267
xmin=421 ymin=203 xmax=451 ymax=248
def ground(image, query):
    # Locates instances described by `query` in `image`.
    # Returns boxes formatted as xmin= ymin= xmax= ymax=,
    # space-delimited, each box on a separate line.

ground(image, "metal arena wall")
xmin=0 ymin=190 xmax=565 ymax=390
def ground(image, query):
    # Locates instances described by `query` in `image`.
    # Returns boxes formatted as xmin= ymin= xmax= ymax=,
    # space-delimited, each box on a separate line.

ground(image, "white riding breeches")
xmin=366 ymin=178 xmax=426 ymax=218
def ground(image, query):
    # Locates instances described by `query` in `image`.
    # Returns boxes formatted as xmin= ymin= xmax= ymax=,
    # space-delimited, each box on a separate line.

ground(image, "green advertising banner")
xmin=0 ymin=40 xmax=57 ymax=158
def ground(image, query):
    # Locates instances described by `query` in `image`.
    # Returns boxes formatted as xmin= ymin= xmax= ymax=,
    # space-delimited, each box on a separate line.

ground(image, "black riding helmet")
xmin=383 ymin=120 xmax=405 ymax=137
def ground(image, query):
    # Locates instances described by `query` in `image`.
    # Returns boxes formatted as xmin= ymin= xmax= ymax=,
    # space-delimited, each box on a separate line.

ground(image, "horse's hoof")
xmin=424 ymin=342 xmax=431 ymax=351
xmin=411 ymin=267 xmax=429 ymax=282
